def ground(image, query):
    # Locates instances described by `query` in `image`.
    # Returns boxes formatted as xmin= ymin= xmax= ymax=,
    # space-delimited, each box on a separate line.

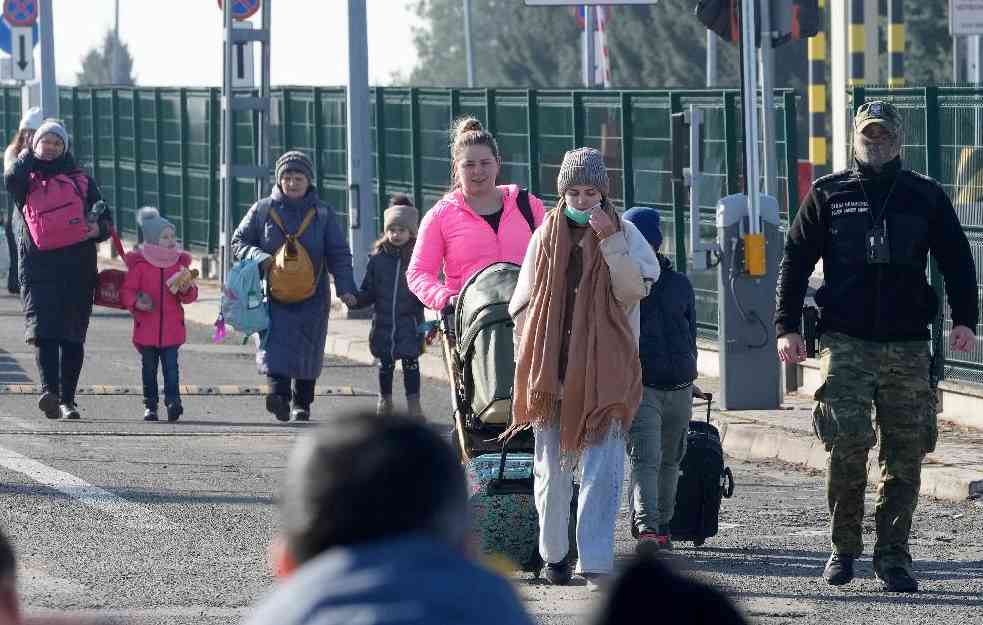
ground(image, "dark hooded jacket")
xmin=4 ymin=150 xmax=108 ymax=343
xmin=776 ymin=158 xmax=978 ymax=341
xmin=638 ymin=254 xmax=698 ymax=389
xmin=355 ymin=242 xmax=425 ymax=361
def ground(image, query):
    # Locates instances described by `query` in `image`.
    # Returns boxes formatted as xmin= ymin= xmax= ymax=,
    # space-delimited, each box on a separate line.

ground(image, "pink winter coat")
xmin=120 ymin=250 xmax=198 ymax=348
xmin=406 ymin=184 xmax=546 ymax=310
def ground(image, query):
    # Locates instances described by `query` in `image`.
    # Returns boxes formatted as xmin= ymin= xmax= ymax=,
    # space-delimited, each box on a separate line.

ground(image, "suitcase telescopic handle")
xmin=488 ymin=436 xmax=534 ymax=496
xmin=693 ymin=388 xmax=713 ymax=425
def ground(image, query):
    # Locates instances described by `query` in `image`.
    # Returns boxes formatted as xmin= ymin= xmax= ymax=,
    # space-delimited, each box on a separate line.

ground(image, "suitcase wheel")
xmin=721 ymin=467 xmax=735 ymax=499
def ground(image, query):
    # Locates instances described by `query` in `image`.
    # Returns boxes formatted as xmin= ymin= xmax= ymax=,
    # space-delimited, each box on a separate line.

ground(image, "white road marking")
xmin=0 ymin=443 xmax=177 ymax=531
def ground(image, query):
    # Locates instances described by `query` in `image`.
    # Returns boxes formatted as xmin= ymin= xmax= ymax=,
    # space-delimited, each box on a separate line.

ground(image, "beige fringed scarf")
xmin=508 ymin=206 xmax=642 ymax=458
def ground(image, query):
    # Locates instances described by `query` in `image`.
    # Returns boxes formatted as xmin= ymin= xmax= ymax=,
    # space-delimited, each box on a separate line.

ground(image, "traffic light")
xmin=695 ymin=0 xmax=820 ymax=46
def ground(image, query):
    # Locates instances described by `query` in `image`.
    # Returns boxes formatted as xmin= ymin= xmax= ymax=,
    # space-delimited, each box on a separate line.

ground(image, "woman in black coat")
xmin=4 ymin=119 xmax=111 ymax=420
xmin=353 ymin=195 xmax=425 ymax=418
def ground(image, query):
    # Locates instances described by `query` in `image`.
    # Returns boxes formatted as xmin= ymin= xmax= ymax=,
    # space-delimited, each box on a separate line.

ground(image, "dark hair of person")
xmin=594 ymin=557 xmax=749 ymax=625
xmin=280 ymin=411 xmax=468 ymax=564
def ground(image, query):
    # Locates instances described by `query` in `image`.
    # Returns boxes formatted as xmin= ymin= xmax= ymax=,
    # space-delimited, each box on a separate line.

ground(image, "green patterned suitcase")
xmin=466 ymin=450 xmax=578 ymax=575
xmin=466 ymin=451 xmax=541 ymax=573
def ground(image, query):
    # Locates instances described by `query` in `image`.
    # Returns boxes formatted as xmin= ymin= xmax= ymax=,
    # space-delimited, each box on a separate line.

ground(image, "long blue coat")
xmin=231 ymin=187 xmax=357 ymax=380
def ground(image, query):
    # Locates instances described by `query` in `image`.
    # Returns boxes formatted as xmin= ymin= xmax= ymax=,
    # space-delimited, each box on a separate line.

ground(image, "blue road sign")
xmin=0 ymin=18 xmax=37 ymax=55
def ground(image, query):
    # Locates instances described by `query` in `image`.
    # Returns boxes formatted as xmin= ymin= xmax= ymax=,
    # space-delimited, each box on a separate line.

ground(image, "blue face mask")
xmin=564 ymin=201 xmax=600 ymax=225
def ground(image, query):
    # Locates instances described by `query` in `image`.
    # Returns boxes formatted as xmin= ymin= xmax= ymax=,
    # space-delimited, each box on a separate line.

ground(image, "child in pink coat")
xmin=121 ymin=207 xmax=198 ymax=422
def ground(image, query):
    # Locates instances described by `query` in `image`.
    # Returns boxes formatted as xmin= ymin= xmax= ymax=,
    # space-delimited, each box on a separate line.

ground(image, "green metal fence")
xmin=0 ymin=85 xmax=801 ymax=341
xmin=851 ymin=87 xmax=983 ymax=388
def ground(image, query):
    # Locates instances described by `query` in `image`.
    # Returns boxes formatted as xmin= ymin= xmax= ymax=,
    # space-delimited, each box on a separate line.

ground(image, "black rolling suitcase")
xmin=669 ymin=389 xmax=735 ymax=546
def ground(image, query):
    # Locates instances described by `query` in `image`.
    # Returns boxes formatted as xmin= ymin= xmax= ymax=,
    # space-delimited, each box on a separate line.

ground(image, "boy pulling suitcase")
xmin=623 ymin=207 xmax=698 ymax=554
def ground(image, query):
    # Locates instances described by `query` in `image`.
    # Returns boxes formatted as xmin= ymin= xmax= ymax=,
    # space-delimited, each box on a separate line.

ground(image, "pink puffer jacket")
xmin=120 ymin=250 xmax=198 ymax=348
xmin=406 ymin=184 xmax=546 ymax=310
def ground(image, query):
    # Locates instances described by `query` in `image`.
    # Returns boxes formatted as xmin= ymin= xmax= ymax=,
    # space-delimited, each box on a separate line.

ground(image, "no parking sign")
xmin=217 ymin=0 xmax=260 ymax=21
xmin=3 ymin=0 xmax=37 ymax=27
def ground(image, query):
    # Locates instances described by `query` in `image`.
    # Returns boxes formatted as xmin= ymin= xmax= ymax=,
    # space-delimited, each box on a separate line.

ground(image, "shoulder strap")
xmin=295 ymin=207 xmax=318 ymax=238
xmin=516 ymin=188 xmax=535 ymax=233
xmin=269 ymin=206 xmax=317 ymax=238
xmin=60 ymin=170 xmax=87 ymax=200
xmin=268 ymin=207 xmax=287 ymax=234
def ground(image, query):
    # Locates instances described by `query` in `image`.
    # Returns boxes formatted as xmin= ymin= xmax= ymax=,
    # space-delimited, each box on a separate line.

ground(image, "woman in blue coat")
xmin=231 ymin=151 xmax=358 ymax=422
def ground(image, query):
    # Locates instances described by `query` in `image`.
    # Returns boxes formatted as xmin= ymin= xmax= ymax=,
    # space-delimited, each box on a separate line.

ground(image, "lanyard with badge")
xmin=858 ymin=177 xmax=896 ymax=265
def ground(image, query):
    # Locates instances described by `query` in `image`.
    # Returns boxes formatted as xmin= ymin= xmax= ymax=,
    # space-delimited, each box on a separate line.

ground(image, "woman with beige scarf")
xmin=508 ymin=148 xmax=661 ymax=589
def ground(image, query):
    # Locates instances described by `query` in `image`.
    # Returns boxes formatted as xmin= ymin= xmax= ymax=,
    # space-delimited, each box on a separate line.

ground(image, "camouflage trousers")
xmin=813 ymin=332 xmax=937 ymax=573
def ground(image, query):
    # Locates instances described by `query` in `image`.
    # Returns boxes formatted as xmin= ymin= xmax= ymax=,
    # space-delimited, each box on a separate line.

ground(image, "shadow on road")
xmin=664 ymin=546 xmax=983 ymax=586
xmin=0 ymin=347 xmax=32 ymax=384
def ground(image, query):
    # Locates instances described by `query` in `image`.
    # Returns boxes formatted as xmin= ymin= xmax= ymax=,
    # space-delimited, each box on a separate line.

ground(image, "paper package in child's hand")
xmin=166 ymin=267 xmax=199 ymax=294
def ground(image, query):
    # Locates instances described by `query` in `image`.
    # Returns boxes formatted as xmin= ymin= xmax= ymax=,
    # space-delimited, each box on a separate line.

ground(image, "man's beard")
xmin=854 ymin=133 xmax=901 ymax=168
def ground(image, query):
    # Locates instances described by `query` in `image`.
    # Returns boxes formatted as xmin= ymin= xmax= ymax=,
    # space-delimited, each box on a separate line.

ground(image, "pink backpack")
xmin=23 ymin=170 xmax=90 ymax=251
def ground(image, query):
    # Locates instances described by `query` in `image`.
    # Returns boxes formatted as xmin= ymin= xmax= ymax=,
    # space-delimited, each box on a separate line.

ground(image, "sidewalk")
xmin=178 ymin=275 xmax=983 ymax=503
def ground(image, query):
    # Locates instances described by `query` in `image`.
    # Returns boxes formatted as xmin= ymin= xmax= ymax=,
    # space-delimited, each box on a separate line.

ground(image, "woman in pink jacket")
xmin=121 ymin=208 xmax=199 ymax=422
xmin=406 ymin=117 xmax=546 ymax=311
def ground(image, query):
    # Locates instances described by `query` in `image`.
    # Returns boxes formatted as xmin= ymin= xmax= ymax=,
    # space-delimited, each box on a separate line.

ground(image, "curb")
xmin=714 ymin=412 xmax=983 ymax=503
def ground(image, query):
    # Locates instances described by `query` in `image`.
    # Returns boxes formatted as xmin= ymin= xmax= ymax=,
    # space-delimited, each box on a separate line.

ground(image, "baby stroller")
xmin=437 ymin=261 xmax=570 ymax=575
xmin=436 ymin=261 xmax=534 ymax=461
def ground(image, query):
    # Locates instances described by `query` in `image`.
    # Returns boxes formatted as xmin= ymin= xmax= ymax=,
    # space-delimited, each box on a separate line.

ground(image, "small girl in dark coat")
xmin=352 ymin=194 xmax=425 ymax=419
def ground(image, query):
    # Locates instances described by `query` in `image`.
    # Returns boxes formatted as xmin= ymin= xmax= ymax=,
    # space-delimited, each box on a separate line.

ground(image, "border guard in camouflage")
xmin=775 ymin=100 xmax=979 ymax=593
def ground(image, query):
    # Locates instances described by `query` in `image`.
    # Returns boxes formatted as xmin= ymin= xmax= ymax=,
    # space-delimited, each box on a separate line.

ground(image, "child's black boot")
xmin=165 ymin=400 xmax=183 ymax=422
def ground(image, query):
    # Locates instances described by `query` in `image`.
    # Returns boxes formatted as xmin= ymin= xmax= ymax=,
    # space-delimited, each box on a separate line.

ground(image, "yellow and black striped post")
xmin=888 ymin=0 xmax=905 ymax=87
xmin=849 ymin=0 xmax=865 ymax=87
xmin=809 ymin=0 xmax=828 ymax=173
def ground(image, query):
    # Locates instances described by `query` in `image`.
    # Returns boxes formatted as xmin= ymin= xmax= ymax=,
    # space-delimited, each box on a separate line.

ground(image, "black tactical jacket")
xmin=776 ymin=158 xmax=978 ymax=342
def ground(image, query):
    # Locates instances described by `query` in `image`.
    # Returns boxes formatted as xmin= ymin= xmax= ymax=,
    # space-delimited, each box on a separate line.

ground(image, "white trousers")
xmin=533 ymin=423 xmax=625 ymax=574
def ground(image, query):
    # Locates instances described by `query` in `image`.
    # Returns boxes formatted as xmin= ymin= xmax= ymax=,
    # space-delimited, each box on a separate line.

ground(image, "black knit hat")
xmin=275 ymin=150 xmax=314 ymax=183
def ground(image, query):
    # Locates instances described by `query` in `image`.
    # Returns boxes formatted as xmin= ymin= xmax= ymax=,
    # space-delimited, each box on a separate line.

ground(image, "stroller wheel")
xmin=453 ymin=411 xmax=471 ymax=463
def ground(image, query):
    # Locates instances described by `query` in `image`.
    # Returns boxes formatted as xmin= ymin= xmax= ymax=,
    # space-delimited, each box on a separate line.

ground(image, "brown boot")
xmin=406 ymin=394 xmax=424 ymax=421
xmin=376 ymin=395 xmax=394 ymax=417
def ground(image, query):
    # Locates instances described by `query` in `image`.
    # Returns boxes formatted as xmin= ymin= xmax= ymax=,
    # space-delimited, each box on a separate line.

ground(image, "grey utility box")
xmin=716 ymin=193 xmax=784 ymax=410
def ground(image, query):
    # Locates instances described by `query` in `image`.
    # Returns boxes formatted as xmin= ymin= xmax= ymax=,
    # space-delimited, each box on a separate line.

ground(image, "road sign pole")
xmin=347 ymin=0 xmax=374 ymax=285
xmin=463 ymin=0 xmax=475 ymax=87
xmin=37 ymin=0 xmax=55 ymax=118
xmin=582 ymin=4 xmax=595 ymax=88
xmin=221 ymin=0 xmax=234 ymax=285
xmin=257 ymin=0 xmax=271 ymax=199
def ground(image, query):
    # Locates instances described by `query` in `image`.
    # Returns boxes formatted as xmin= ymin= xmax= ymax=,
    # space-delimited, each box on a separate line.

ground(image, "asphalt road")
xmin=0 ymin=292 xmax=980 ymax=625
